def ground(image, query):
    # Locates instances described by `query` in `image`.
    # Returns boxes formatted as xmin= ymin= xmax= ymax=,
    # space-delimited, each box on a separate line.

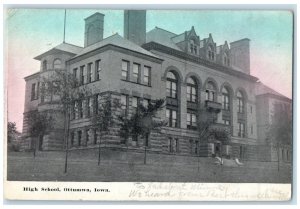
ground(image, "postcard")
xmin=4 ymin=7 xmax=293 ymax=201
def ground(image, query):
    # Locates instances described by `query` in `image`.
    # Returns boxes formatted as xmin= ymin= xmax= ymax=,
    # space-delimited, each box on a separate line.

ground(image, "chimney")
xmin=230 ymin=38 xmax=250 ymax=74
xmin=124 ymin=10 xmax=146 ymax=45
xmin=84 ymin=13 xmax=104 ymax=47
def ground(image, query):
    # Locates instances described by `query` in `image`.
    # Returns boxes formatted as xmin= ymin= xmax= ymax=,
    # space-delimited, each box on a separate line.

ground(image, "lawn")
xmin=6 ymin=148 xmax=292 ymax=183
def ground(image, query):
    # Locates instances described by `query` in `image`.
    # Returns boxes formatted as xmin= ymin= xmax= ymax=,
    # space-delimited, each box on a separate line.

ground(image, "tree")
xmin=91 ymin=94 xmax=121 ymax=165
xmin=7 ymin=122 xmax=20 ymax=151
xmin=7 ymin=122 xmax=18 ymax=144
xmin=119 ymin=99 xmax=166 ymax=164
xmin=27 ymin=111 xmax=53 ymax=157
xmin=267 ymin=104 xmax=292 ymax=171
xmin=40 ymin=69 xmax=90 ymax=172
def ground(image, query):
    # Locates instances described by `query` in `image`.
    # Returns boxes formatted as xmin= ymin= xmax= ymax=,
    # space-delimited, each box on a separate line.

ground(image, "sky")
xmin=5 ymin=9 xmax=293 ymax=132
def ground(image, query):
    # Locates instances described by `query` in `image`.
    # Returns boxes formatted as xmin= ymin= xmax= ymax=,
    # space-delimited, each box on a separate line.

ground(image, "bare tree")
xmin=40 ymin=69 xmax=90 ymax=173
xmin=91 ymin=94 xmax=121 ymax=165
xmin=119 ymin=99 xmax=166 ymax=164
xmin=267 ymin=104 xmax=292 ymax=171
xmin=27 ymin=111 xmax=53 ymax=157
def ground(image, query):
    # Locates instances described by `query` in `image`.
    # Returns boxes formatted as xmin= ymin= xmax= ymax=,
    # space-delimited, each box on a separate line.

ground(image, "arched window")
xmin=205 ymin=81 xmax=216 ymax=102
xmin=237 ymin=91 xmax=244 ymax=113
xmin=53 ymin=59 xmax=62 ymax=69
xmin=208 ymin=45 xmax=215 ymax=61
xmin=187 ymin=77 xmax=197 ymax=103
xmin=42 ymin=60 xmax=47 ymax=71
xmin=166 ymin=71 xmax=178 ymax=99
xmin=222 ymin=87 xmax=230 ymax=110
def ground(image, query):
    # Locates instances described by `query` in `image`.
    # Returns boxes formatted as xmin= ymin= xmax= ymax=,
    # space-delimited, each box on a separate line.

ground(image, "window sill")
xmin=121 ymin=79 xmax=151 ymax=87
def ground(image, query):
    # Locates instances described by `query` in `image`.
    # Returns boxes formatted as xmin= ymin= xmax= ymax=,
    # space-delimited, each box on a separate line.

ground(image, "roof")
xmin=73 ymin=33 xmax=160 ymax=59
xmin=171 ymin=32 xmax=185 ymax=43
xmin=256 ymin=83 xmax=291 ymax=100
xmin=146 ymin=27 xmax=182 ymax=51
xmin=34 ymin=42 xmax=83 ymax=60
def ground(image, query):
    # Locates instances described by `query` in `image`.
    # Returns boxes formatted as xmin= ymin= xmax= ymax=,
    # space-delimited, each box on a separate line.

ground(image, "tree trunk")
xmin=64 ymin=107 xmax=71 ymax=173
xmin=277 ymin=143 xmax=280 ymax=172
xmin=98 ymin=134 xmax=101 ymax=166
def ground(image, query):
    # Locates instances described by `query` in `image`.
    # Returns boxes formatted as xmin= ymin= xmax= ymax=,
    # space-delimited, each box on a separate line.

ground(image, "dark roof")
xmin=73 ymin=33 xmax=159 ymax=59
xmin=34 ymin=42 xmax=83 ymax=60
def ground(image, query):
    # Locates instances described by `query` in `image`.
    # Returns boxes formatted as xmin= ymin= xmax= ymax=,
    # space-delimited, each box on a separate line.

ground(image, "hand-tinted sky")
xmin=5 ymin=9 xmax=293 ymax=131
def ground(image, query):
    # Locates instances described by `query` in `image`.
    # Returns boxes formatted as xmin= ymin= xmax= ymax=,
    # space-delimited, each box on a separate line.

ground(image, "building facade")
xmin=21 ymin=10 xmax=292 ymax=161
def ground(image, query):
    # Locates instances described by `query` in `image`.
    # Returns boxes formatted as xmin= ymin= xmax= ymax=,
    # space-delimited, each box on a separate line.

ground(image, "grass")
xmin=6 ymin=148 xmax=292 ymax=183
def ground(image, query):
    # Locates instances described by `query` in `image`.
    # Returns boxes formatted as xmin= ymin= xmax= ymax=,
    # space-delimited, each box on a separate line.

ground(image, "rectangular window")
xmin=71 ymin=102 xmax=75 ymax=120
xmin=78 ymin=100 xmax=83 ymax=118
xmin=78 ymin=130 xmax=82 ymax=146
xmin=121 ymin=60 xmax=129 ymax=80
xmin=93 ymin=129 xmax=98 ymax=145
xmin=223 ymin=95 xmax=229 ymax=110
xmin=168 ymin=138 xmax=173 ymax=153
xmin=121 ymin=94 xmax=128 ymax=116
xmin=31 ymin=83 xmax=36 ymax=101
xmin=223 ymin=119 xmax=230 ymax=125
xmin=132 ymin=63 xmax=141 ymax=83
xmin=87 ymin=97 xmax=92 ymax=117
xmin=73 ymin=68 xmax=78 ymax=79
xmin=238 ymin=122 xmax=245 ymax=137
xmin=94 ymin=94 xmax=100 ymax=114
xmin=144 ymin=66 xmax=151 ymax=86
xmin=251 ymin=124 xmax=253 ymax=134
xmin=132 ymin=96 xmax=139 ymax=114
xmin=85 ymin=129 xmax=90 ymax=146
xmin=175 ymin=138 xmax=179 ymax=153
xmin=87 ymin=63 xmax=93 ymax=83
xmin=166 ymin=109 xmax=178 ymax=127
xmin=74 ymin=101 xmax=78 ymax=119
xmin=143 ymin=98 xmax=150 ymax=108
xmin=238 ymin=98 xmax=244 ymax=113
xmin=187 ymin=112 xmax=197 ymax=129
xmin=80 ymin=65 xmax=85 ymax=85
xmin=95 ymin=60 xmax=101 ymax=81
xmin=70 ymin=131 xmax=75 ymax=147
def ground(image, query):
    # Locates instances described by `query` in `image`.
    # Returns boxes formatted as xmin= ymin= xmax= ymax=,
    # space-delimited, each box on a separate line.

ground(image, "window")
xmin=85 ymin=129 xmax=90 ymax=146
xmin=250 ymin=105 xmax=253 ymax=114
xmin=78 ymin=100 xmax=83 ymax=118
xmin=78 ymin=130 xmax=82 ymax=146
xmin=93 ymin=129 xmax=98 ymax=144
xmin=87 ymin=63 xmax=93 ymax=83
xmin=238 ymin=122 xmax=245 ymax=138
xmin=73 ymin=68 xmax=78 ymax=80
xmin=251 ymin=124 xmax=253 ymax=134
xmin=187 ymin=112 xmax=197 ymax=129
xmin=208 ymin=45 xmax=215 ymax=60
xmin=187 ymin=77 xmax=197 ymax=102
xmin=31 ymin=83 xmax=38 ymax=101
xmin=80 ymin=65 xmax=85 ymax=85
xmin=144 ymin=66 xmax=151 ymax=86
xmin=95 ymin=60 xmax=101 ymax=81
xmin=190 ymin=39 xmax=197 ymax=54
xmin=94 ymin=94 xmax=100 ymax=114
xmin=166 ymin=71 xmax=178 ymax=98
xmin=223 ymin=119 xmax=230 ymax=125
xmin=166 ymin=108 xmax=177 ymax=127
xmin=206 ymin=81 xmax=216 ymax=102
xmin=168 ymin=138 xmax=173 ymax=152
xmin=143 ymin=98 xmax=150 ymax=108
xmin=121 ymin=95 xmax=128 ymax=116
xmin=222 ymin=87 xmax=230 ymax=110
xmin=237 ymin=91 xmax=244 ymax=113
xmin=132 ymin=63 xmax=141 ymax=83
xmin=53 ymin=59 xmax=62 ymax=69
xmin=42 ymin=60 xmax=47 ymax=71
xmin=132 ymin=96 xmax=139 ymax=114
xmin=87 ymin=97 xmax=92 ymax=117
xmin=175 ymin=138 xmax=179 ymax=152
xmin=70 ymin=131 xmax=75 ymax=147
xmin=40 ymin=83 xmax=45 ymax=103
xmin=121 ymin=60 xmax=129 ymax=80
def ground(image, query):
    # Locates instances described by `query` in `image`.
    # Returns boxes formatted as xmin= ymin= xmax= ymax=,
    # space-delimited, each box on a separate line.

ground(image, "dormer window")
xmin=208 ymin=45 xmax=215 ymax=61
xmin=190 ymin=39 xmax=197 ymax=55
xmin=223 ymin=52 xmax=230 ymax=66
xmin=53 ymin=59 xmax=62 ymax=69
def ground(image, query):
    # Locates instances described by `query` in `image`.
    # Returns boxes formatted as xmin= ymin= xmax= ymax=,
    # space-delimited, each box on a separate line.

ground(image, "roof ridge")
xmin=152 ymin=26 xmax=178 ymax=36
xmin=59 ymin=42 xmax=83 ymax=49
